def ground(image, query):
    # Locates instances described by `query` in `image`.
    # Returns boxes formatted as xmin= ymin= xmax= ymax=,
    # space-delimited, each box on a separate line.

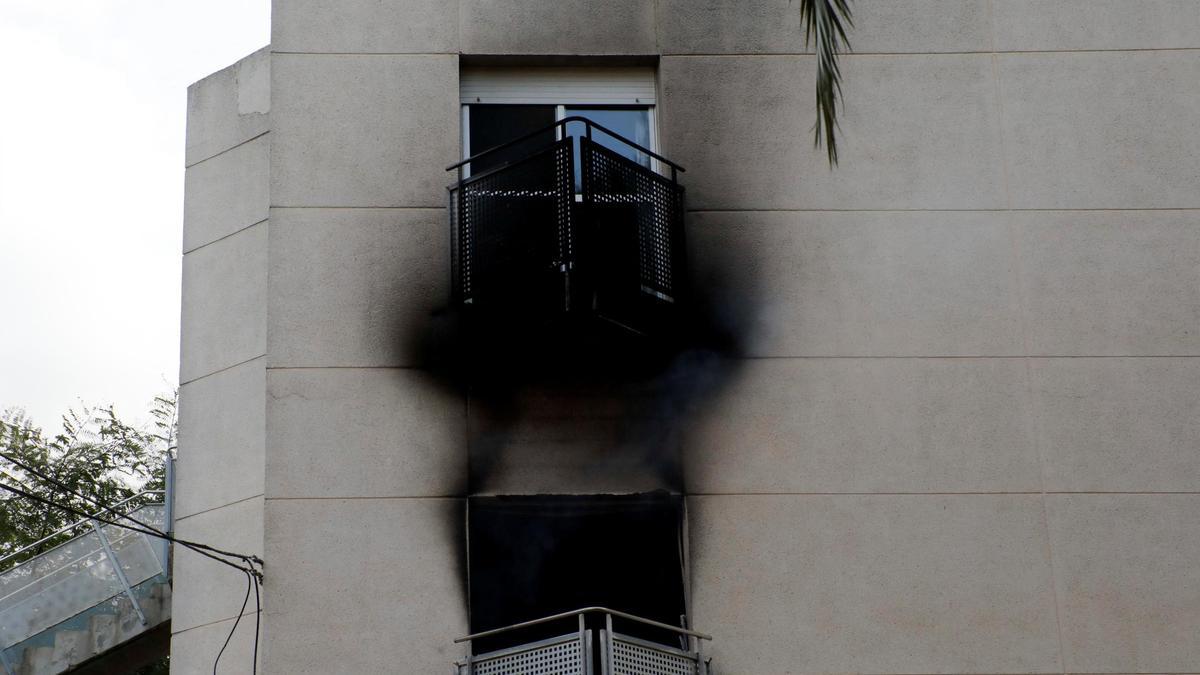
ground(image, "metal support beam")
xmin=89 ymin=520 xmax=148 ymax=626
xmin=162 ymin=454 xmax=176 ymax=575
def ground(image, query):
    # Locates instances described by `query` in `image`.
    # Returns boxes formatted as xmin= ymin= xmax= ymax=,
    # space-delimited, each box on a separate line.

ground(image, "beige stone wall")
xmin=172 ymin=46 xmax=269 ymax=675
xmin=663 ymin=1 xmax=1200 ymax=672
xmin=175 ymin=2 xmax=1200 ymax=672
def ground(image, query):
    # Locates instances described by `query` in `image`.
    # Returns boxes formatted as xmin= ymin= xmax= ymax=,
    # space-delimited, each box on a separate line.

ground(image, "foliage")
xmin=0 ymin=394 xmax=177 ymax=565
xmin=800 ymin=0 xmax=854 ymax=166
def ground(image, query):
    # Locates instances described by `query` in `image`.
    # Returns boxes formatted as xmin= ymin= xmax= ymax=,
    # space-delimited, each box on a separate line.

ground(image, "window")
xmin=460 ymin=67 xmax=659 ymax=182
xmin=467 ymin=494 xmax=688 ymax=655
xmin=450 ymin=66 xmax=685 ymax=337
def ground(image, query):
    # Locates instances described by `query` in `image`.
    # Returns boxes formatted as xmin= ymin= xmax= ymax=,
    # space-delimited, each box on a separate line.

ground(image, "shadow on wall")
xmin=398 ymin=209 xmax=767 ymax=496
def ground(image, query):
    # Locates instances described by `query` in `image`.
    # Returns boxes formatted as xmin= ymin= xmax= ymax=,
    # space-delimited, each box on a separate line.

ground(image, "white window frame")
xmin=459 ymin=67 xmax=660 ymax=179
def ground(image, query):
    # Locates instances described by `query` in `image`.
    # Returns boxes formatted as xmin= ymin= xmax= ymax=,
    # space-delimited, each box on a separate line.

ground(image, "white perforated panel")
xmin=469 ymin=636 xmax=585 ymax=675
xmin=611 ymin=636 xmax=697 ymax=675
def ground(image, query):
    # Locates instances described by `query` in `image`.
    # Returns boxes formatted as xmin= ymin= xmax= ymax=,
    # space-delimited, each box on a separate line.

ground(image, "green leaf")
xmin=800 ymin=0 xmax=854 ymax=166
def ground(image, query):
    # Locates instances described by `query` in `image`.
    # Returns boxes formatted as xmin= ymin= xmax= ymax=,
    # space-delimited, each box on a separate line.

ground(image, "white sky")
xmin=0 ymin=0 xmax=270 ymax=432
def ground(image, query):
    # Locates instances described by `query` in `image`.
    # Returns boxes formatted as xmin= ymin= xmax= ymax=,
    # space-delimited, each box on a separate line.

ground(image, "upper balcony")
xmin=447 ymin=116 xmax=687 ymax=342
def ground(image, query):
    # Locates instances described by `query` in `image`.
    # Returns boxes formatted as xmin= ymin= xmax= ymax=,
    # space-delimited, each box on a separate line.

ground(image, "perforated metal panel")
xmin=448 ymin=131 xmax=685 ymax=335
xmin=461 ymin=633 xmax=586 ymax=675
xmin=580 ymin=138 xmax=685 ymax=304
xmin=609 ymin=634 xmax=699 ymax=675
xmin=450 ymin=138 xmax=574 ymax=308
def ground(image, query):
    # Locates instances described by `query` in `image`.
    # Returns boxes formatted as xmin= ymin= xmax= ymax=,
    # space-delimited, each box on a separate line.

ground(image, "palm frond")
xmin=800 ymin=0 xmax=853 ymax=166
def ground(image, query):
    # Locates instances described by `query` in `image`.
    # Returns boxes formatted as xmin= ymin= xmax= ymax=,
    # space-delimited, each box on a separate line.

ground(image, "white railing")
xmin=0 ymin=496 xmax=167 ymax=652
xmin=454 ymin=607 xmax=713 ymax=675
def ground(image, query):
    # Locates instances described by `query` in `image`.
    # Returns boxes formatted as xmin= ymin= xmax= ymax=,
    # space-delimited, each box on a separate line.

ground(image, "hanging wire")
xmin=0 ymin=452 xmax=262 ymax=578
xmin=0 ymin=476 xmax=263 ymax=673
xmin=213 ymin=571 xmax=252 ymax=675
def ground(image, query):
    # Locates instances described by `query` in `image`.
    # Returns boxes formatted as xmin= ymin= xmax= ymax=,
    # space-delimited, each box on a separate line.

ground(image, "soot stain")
xmin=395 ymin=209 xmax=765 ymax=602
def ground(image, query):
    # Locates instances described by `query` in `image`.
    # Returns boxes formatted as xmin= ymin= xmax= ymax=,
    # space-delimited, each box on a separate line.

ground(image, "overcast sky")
xmin=0 ymin=0 xmax=270 ymax=432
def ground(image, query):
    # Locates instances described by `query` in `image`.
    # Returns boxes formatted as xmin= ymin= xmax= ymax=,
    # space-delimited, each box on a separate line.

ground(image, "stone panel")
xmin=270 ymin=54 xmax=458 ymax=208
xmin=660 ymin=54 xmax=1005 ymax=210
xmin=170 ymin=616 xmax=260 ymax=675
xmin=1016 ymin=211 xmax=1200 ymax=355
xmin=993 ymin=0 xmax=1200 ymax=52
xmin=689 ymin=494 xmax=1061 ymax=673
xmin=661 ymin=0 xmax=991 ymax=55
xmin=267 ymin=208 xmax=446 ymax=368
xmin=183 ymin=134 xmax=269 ymax=253
xmin=686 ymin=357 xmax=1040 ymax=494
xmin=272 ymin=0 xmax=457 ymax=54
xmin=266 ymin=368 xmax=466 ymax=498
xmin=999 ymin=51 xmax=1200 ymax=209
xmin=1046 ymin=495 xmax=1200 ymax=673
xmin=180 ymin=221 xmax=267 ymax=383
xmin=263 ymin=497 xmax=467 ymax=674
xmin=172 ymin=497 xmax=264 ymax=633
xmin=176 ymin=357 xmax=265 ymax=519
xmin=687 ymin=210 xmax=1022 ymax=356
xmin=1032 ymin=358 xmax=1200 ymax=493
xmin=460 ymin=0 xmax=655 ymax=55
xmin=186 ymin=46 xmax=270 ymax=167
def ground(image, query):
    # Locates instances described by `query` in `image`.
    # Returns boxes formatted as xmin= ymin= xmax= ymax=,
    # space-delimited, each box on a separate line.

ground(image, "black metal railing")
xmin=448 ymin=117 xmax=686 ymax=337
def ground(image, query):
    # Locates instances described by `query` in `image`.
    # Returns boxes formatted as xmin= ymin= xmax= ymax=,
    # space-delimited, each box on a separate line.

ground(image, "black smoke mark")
xmin=402 ymin=208 xmax=765 ymax=611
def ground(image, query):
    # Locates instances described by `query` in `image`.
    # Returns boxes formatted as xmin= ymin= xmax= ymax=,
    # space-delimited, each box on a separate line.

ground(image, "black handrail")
xmin=446 ymin=115 xmax=686 ymax=175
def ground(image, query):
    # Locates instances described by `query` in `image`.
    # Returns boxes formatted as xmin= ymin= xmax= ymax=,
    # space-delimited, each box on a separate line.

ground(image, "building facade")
xmin=175 ymin=1 xmax=1200 ymax=673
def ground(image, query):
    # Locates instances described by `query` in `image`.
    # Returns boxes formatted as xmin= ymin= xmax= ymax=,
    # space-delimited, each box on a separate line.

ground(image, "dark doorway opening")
xmin=467 ymin=493 xmax=687 ymax=654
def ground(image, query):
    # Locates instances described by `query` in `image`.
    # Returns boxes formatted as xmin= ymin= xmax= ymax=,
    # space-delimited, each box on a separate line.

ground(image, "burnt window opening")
xmin=467 ymin=493 xmax=688 ymax=655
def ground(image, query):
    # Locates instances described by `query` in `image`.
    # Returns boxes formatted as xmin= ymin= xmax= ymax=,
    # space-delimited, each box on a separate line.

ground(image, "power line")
xmin=0 ymin=472 xmax=263 ymax=673
xmin=213 ymin=570 xmax=252 ymax=675
xmin=0 ymin=478 xmax=259 ymax=579
xmin=0 ymin=450 xmax=263 ymax=572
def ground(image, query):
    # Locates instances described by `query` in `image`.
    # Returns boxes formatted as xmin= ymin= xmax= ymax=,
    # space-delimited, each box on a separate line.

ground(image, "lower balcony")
xmin=454 ymin=607 xmax=713 ymax=675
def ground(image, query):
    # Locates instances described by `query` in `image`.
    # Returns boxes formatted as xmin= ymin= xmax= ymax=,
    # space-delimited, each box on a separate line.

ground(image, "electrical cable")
xmin=0 ymin=479 xmax=259 ymax=579
xmin=251 ymin=571 xmax=261 ymax=674
xmin=0 ymin=476 xmax=263 ymax=673
xmin=1 ymin=453 xmax=263 ymax=671
xmin=0 ymin=450 xmax=262 ymax=570
xmin=213 ymin=570 xmax=252 ymax=675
